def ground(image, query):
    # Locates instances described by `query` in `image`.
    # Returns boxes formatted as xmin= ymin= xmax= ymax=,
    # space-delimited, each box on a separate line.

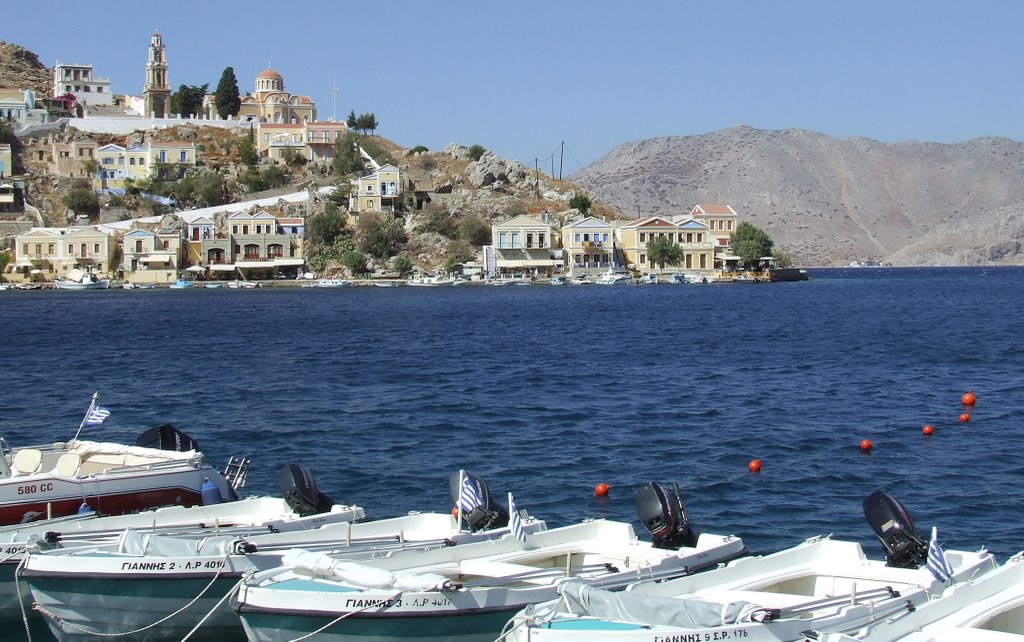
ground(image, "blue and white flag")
xmin=84 ymin=406 xmax=111 ymax=426
xmin=508 ymin=492 xmax=526 ymax=542
xmin=458 ymin=472 xmax=484 ymax=515
xmin=927 ymin=526 xmax=954 ymax=583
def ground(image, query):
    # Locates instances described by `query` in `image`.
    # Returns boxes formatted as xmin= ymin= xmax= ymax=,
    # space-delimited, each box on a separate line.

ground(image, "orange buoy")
xmin=451 ymin=506 xmax=459 ymax=518
xmin=962 ymin=391 xmax=977 ymax=406
xmin=959 ymin=412 xmax=970 ymax=423
xmin=594 ymin=482 xmax=609 ymax=496
xmin=922 ymin=424 xmax=934 ymax=436
xmin=859 ymin=439 xmax=873 ymax=451
xmin=747 ymin=459 xmax=762 ymax=473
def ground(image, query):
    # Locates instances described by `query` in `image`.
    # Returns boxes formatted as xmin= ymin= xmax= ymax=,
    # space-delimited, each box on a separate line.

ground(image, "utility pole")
xmin=330 ymin=78 xmax=339 ymax=122
xmin=534 ymin=158 xmax=540 ymax=200
xmin=559 ymin=141 xmax=564 ymax=181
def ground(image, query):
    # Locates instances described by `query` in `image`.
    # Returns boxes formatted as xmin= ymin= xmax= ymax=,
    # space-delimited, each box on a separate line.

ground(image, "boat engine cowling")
xmin=635 ymin=481 xmax=698 ymax=549
xmin=863 ymin=489 xmax=927 ymax=569
xmin=279 ymin=464 xmax=336 ymax=517
xmin=447 ymin=470 xmax=509 ymax=532
xmin=134 ymin=424 xmax=200 ymax=452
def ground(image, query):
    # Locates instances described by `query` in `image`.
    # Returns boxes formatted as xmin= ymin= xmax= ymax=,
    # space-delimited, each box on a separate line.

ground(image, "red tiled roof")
xmin=623 ymin=216 xmax=676 ymax=229
xmin=693 ymin=204 xmax=735 ymax=215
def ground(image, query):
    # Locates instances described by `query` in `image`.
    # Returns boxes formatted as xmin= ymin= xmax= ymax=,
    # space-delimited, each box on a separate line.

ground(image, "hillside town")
xmin=0 ymin=33 xmax=787 ymax=288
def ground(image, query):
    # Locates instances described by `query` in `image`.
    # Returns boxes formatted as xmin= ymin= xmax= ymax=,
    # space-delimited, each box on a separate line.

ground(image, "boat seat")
xmin=54 ymin=453 xmax=81 ymax=477
xmin=11 ymin=449 xmax=42 ymax=476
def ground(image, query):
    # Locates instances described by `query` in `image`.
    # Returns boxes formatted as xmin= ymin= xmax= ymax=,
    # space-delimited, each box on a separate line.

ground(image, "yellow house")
xmin=14 ymin=226 xmax=115 ymax=280
xmin=618 ymin=216 xmax=714 ymax=273
xmin=96 ymin=144 xmax=149 ymax=187
xmin=183 ymin=215 xmax=218 ymax=266
xmin=121 ymin=227 xmax=182 ymax=285
xmin=561 ymin=216 xmax=614 ymax=275
xmin=305 ymin=121 xmax=348 ymax=163
xmin=226 ymin=210 xmax=305 ymax=278
xmin=50 ymin=138 xmax=97 ymax=179
xmin=257 ymin=122 xmax=305 ymax=162
xmin=689 ymin=204 xmax=738 ymax=249
xmin=149 ymin=142 xmax=197 ymax=179
xmin=350 ymin=164 xmax=400 ymax=214
xmin=491 ymin=214 xmax=561 ymax=277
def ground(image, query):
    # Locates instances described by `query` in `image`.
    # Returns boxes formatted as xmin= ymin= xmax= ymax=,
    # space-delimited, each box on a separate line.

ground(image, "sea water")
xmin=2 ymin=267 xmax=1022 ymax=561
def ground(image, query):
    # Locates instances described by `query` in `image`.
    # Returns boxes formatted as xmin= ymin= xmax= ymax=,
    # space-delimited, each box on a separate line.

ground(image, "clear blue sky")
xmin=11 ymin=1 xmax=1024 ymax=174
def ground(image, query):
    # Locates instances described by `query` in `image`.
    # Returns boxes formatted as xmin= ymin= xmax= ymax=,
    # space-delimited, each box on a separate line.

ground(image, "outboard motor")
xmin=278 ymin=464 xmax=336 ymax=517
xmin=448 ymin=470 xmax=509 ymax=532
xmin=863 ymin=490 xmax=927 ymax=569
xmin=635 ymin=481 xmax=698 ymax=549
xmin=135 ymin=424 xmax=200 ymax=452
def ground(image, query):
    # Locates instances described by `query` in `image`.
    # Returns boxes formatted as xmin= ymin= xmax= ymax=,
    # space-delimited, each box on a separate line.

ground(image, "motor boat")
xmin=594 ymin=269 xmax=631 ymax=285
xmin=233 ymin=479 xmax=745 ymax=642
xmin=502 ymin=490 xmax=997 ymax=642
xmin=52 ymin=269 xmax=110 ymax=290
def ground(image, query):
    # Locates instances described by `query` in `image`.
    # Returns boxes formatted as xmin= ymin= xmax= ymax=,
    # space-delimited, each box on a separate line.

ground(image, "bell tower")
xmin=143 ymin=32 xmax=170 ymax=118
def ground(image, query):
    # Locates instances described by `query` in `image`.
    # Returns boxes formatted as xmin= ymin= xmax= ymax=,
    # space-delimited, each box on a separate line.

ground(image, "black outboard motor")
xmin=134 ymin=424 xmax=200 ymax=452
xmin=278 ymin=464 xmax=336 ymax=517
xmin=448 ymin=470 xmax=509 ymax=532
xmin=863 ymin=490 xmax=928 ymax=569
xmin=635 ymin=481 xmax=698 ymax=549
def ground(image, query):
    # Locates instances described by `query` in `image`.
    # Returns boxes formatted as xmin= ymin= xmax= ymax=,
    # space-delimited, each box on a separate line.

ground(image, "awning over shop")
xmin=235 ymin=261 xmax=274 ymax=269
xmin=272 ymin=258 xmax=305 ymax=267
xmin=143 ymin=255 xmax=173 ymax=263
xmin=210 ymin=264 xmax=237 ymax=272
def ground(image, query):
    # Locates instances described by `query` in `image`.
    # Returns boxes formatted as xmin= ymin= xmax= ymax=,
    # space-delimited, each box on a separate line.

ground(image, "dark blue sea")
xmin=2 ymin=267 xmax=1022 ymax=562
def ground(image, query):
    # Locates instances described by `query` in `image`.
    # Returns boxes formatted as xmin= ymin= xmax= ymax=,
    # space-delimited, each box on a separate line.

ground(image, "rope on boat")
xmin=179 ymin=569 xmax=250 ymax=642
xmin=285 ymin=590 xmax=403 ymax=642
xmin=31 ymin=553 xmax=234 ymax=638
xmin=15 ymin=556 xmax=33 ymax=642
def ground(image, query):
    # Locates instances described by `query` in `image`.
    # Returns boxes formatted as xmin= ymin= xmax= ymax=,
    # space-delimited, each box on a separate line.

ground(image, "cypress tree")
xmin=214 ymin=67 xmax=241 ymax=119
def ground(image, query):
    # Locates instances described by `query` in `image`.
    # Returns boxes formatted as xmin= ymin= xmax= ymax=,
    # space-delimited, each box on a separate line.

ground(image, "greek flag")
xmin=458 ymin=472 xmax=484 ymax=514
xmin=927 ymin=526 xmax=954 ymax=583
xmin=85 ymin=406 xmax=111 ymax=425
xmin=508 ymin=492 xmax=526 ymax=542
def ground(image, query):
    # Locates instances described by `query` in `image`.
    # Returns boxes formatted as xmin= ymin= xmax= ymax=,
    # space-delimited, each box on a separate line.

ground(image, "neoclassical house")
xmin=233 ymin=68 xmax=316 ymax=124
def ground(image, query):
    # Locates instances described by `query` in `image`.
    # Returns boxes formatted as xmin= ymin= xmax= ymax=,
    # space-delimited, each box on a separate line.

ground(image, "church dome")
xmin=257 ymin=68 xmax=283 ymax=80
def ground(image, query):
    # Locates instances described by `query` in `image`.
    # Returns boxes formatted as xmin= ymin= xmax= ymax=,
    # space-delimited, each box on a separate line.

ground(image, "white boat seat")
xmin=11 ymin=449 xmax=42 ymax=476
xmin=54 ymin=453 xmax=81 ymax=477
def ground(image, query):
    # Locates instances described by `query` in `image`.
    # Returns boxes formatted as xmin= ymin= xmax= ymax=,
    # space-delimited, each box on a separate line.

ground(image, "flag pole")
xmin=458 ymin=469 xmax=468 ymax=531
xmin=71 ymin=392 xmax=98 ymax=444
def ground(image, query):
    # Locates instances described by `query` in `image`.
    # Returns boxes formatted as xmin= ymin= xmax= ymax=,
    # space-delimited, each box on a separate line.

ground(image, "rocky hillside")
xmin=572 ymin=126 xmax=1024 ymax=266
xmin=0 ymin=41 xmax=50 ymax=96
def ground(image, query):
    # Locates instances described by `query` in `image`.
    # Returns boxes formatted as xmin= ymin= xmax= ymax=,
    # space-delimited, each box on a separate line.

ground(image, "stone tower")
xmin=143 ymin=32 xmax=170 ymax=118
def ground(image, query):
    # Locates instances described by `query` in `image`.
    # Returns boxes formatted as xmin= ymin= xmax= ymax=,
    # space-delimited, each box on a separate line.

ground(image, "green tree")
xmin=731 ymin=221 xmax=775 ymax=268
xmin=332 ymin=133 xmax=363 ymax=175
xmin=308 ymin=208 xmax=347 ymax=247
xmin=468 ymin=144 xmax=486 ymax=161
xmin=346 ymin=110 xmax=358 ymax=129
xmin=0 ymin=250 xmax=11 ymax=282
xmin=172 ymin=171 xmax=228 ymax=208
xmin=325 ymin=179 xmax=351 ymax=209
xmin=647 ymin=235 xmax=684 ymax=270
xmin=341 ymin=249 xmax=369 ymax=274
xmin=392 ymin=255 xmax=413 ymax=277
xmin=62 ymin=188 xmax=100 ymax=219
xmin=569 ymin=193 xmax=592 ymax=215
xmin=355 ymin=113 xmax=378 ymax=135
xmin=169 ymin=83 xmax=208 ymax=118
xmin=459 ymin=214 xmax=491 ymax=246
xmin=407 ymin=145 xmax=429 ymax=155
xmin=358 ymin=212 xmax=406 ymax=259
xmin=81 ymin=158 xmax=99 ymax=180
xmin=214 ymin=67 xmax=241 ymax=119
xmin=236 ymin=134 xmax=258 ymax=166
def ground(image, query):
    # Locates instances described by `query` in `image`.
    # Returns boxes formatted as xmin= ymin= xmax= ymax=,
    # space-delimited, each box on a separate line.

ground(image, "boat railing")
xmin=73 ymin=455 xmax=206 ymax=478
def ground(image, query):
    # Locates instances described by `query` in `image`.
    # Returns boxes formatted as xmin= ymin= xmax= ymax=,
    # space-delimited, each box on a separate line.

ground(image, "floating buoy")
xmin=962 ymin=391 xmax=977 ymax=406
xmin=747 ymin=459 xmax=762 ymax=473
xmin=959 ymin=412 xmax=970 ymax=423
xmin=594 ymin=482 xmax=609 ymax=496
xmin=922 ymin=425 xmax=934 ymax=436
xmin=859 ymin=439 xmax=873 ymax=451
xmin=451 ymin=506 xmax=459 ymax=518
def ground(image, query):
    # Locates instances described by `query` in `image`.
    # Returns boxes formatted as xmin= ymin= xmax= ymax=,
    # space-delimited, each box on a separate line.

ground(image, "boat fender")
xmin=232 ymin=540 xmax=257 ymax=554
xmin=201 ymin=477 xmax=222 ymax=505
xmin=78 ymin=502 xmax=94 ymax=514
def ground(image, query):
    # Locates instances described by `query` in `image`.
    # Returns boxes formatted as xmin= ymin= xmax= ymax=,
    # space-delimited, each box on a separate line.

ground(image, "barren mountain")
xmin=572 ymin=126 xmax=1024 ymax=266
xmin=0 ymin=41 xmax=50 ymax=97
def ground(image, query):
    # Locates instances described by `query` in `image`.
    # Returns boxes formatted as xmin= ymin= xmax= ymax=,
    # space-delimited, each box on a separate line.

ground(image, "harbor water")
xmin=2 ymin=266 xmax=1022 ymax=563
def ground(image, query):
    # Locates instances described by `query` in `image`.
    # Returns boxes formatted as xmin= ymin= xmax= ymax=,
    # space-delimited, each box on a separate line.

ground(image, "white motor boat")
xmin=316 ymin=278 xmax=353 ymax=287
xmin=594 ymin=269 xmax=630 ymax=285
xmin=53 ymin=269 xmax=110 ymax=290
xmin=408 ymin=275 xmax=457 ymax=286
xmin=233 ymin=480 xmax=745 ymax=642
xmin=0 ymin=396 xmax=239 ymax=526
xmin=26 ymin=471 xmax=540 ymax=642
xmin=503 ymin=490 xmax=998 ymax=642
